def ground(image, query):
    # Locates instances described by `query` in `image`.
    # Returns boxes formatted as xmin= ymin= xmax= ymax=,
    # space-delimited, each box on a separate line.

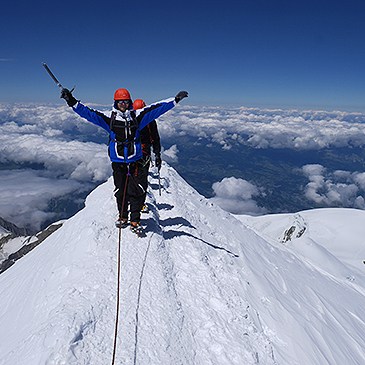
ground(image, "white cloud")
xmin=0 ymin=106 xmax=111 ymax=183
xmin=210 ymin=177 xmax=267 ymax=215
xmin=0 ymin=104 xmax=112 ymax=231
xmin=157 ymin=105 xmax=365 ymax=150
xmin=0 ymin=134 xmax=111 ymax=181
xmin=352 ymin=172 xmax=365 ymax=190
xmin=0 ymin=170 xmax=88 ymax=231
xmin=0 ymin=104 xmax=106 ymax=140
xmin=301 ymin=164 xmax=365 ymax=208
xmin=162 ymin=144 xmax=179 ymax=163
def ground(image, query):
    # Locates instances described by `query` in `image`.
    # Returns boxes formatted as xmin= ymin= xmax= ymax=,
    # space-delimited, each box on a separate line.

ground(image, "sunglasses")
xmin=117 ymin=100 xmax=130 ymax=105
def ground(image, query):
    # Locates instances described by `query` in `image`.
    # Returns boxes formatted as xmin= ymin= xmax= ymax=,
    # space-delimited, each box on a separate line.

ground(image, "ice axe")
xmin=42 ymin=62 xmax=75 ymax=92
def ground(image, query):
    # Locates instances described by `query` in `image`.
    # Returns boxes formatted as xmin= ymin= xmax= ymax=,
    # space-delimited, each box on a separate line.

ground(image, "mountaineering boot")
xmin=130 ymin=221 xmax=146 ymax=237
xmin=115 ymin=217 xmax=128 ymax=229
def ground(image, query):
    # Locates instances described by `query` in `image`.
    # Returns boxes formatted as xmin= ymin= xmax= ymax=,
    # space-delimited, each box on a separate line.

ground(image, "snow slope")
xmin=236 ymin=208 xmax=365 ymax=273
xmin=0 ymin=164 xmax=364 ymax=365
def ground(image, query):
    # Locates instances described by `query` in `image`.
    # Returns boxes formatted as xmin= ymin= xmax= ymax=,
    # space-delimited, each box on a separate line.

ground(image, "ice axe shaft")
xmin=42 ymin=63 xmax=63 ymax=89
xmin=42 ymin=62 xmax=75 ymax=93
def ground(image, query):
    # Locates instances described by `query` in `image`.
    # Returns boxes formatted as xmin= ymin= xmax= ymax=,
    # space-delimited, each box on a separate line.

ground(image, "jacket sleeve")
xmin=137 ymin=97 xmax=176 ymax=130
xmin=72 ymin=102 xmax=111 ymax=133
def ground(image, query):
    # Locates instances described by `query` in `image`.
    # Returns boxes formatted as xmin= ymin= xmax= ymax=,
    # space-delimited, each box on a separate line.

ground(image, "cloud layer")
xmin=157 ymin=106 xmax=365 ymax=150
xmin=1 ymin=103 xmax=365 ymax=230
xmin=0 ymin=170 xmax=88 ymax=231
xmin=0 ymin=104 xmax=111 ymax=230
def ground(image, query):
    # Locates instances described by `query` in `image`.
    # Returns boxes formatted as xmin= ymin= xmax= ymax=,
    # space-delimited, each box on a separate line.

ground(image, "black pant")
xmin=112 ymin=161 xmax=149 ymax=223
xmin=140 ymin=158 xmax=150 ymax=206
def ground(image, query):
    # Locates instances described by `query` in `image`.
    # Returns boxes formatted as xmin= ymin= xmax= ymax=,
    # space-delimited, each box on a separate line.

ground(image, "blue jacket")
xmin=72 ymin=97 xmax=176 ymax=163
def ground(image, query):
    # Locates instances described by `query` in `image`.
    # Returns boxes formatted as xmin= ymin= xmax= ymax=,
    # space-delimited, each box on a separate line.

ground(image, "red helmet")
xmin=133 ymin=99 xmax=146 ymax=110
xmin=114 ymin=88 xmax=131 ymax=100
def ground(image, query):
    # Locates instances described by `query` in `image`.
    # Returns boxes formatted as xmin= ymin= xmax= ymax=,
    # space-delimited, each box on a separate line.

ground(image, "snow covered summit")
xmin=0 ymin=164 xmax=364 ymax=365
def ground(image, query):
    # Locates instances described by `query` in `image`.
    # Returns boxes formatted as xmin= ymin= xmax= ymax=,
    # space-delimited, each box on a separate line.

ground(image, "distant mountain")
xmin=0 ymin=216 xmax=29 ymax=259
xmin=0 ymin=164 xmax=364 ymax=365
xmin=0 ymin=221 xmax=63 ymax=274
xmin=0 ymin=216 xmax=29 ymax=237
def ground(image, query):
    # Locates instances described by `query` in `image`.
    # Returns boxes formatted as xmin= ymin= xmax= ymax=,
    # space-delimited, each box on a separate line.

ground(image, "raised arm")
xmin=137 ymin=91 xmax=188 ymax=130
xmin=61 ymin=88 xmax=111 ymax=132
xmin=73 ymin=102 xmax=111 ymax=132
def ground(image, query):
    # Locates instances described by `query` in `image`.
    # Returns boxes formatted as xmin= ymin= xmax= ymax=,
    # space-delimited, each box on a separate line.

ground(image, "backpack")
xmin=110 ymin=110 xmax=141 ymax=160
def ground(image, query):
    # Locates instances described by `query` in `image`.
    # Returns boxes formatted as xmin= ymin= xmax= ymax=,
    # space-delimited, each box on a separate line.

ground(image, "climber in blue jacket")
xmin=61 ymin=87 xmax=188 ymax=234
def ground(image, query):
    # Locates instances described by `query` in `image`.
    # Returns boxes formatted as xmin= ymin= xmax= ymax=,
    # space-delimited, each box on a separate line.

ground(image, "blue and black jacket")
xmin=72 ymin=98 xmax=176 ymax=163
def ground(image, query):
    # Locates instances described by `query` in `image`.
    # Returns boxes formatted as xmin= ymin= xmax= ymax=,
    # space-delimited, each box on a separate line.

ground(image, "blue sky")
xmin=1 ymin=0 xmax=365 ymax=111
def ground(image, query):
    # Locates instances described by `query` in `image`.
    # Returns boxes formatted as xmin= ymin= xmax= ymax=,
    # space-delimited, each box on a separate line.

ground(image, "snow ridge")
xmin=0 ymin=163 xmax=365 ymax=364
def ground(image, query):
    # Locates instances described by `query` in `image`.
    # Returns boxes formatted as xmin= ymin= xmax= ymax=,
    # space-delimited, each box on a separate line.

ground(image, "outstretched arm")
xmin=137 ymin=91 xmax=188 ymax=130
xmin=61 ymin=88 xmax=111 ymax=132
xmin=73 ymin=103 xmax=111 ymax=132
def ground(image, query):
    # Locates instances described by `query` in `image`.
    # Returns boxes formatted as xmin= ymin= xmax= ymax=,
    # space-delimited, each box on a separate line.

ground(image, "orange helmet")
xmin=114 ymin=88 xmax=131 ymax=100
xmin=133 ymin=99 xmax=146 ymax=110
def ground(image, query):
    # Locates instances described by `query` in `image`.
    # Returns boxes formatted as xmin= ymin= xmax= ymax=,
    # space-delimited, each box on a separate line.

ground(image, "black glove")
xmin=175 ymin=91 xmax=188 ymax=103
xmin=155 ymin=154 xmax=162 ymax=171
xmin=61 ymin=88 xmax=77 ymax=107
